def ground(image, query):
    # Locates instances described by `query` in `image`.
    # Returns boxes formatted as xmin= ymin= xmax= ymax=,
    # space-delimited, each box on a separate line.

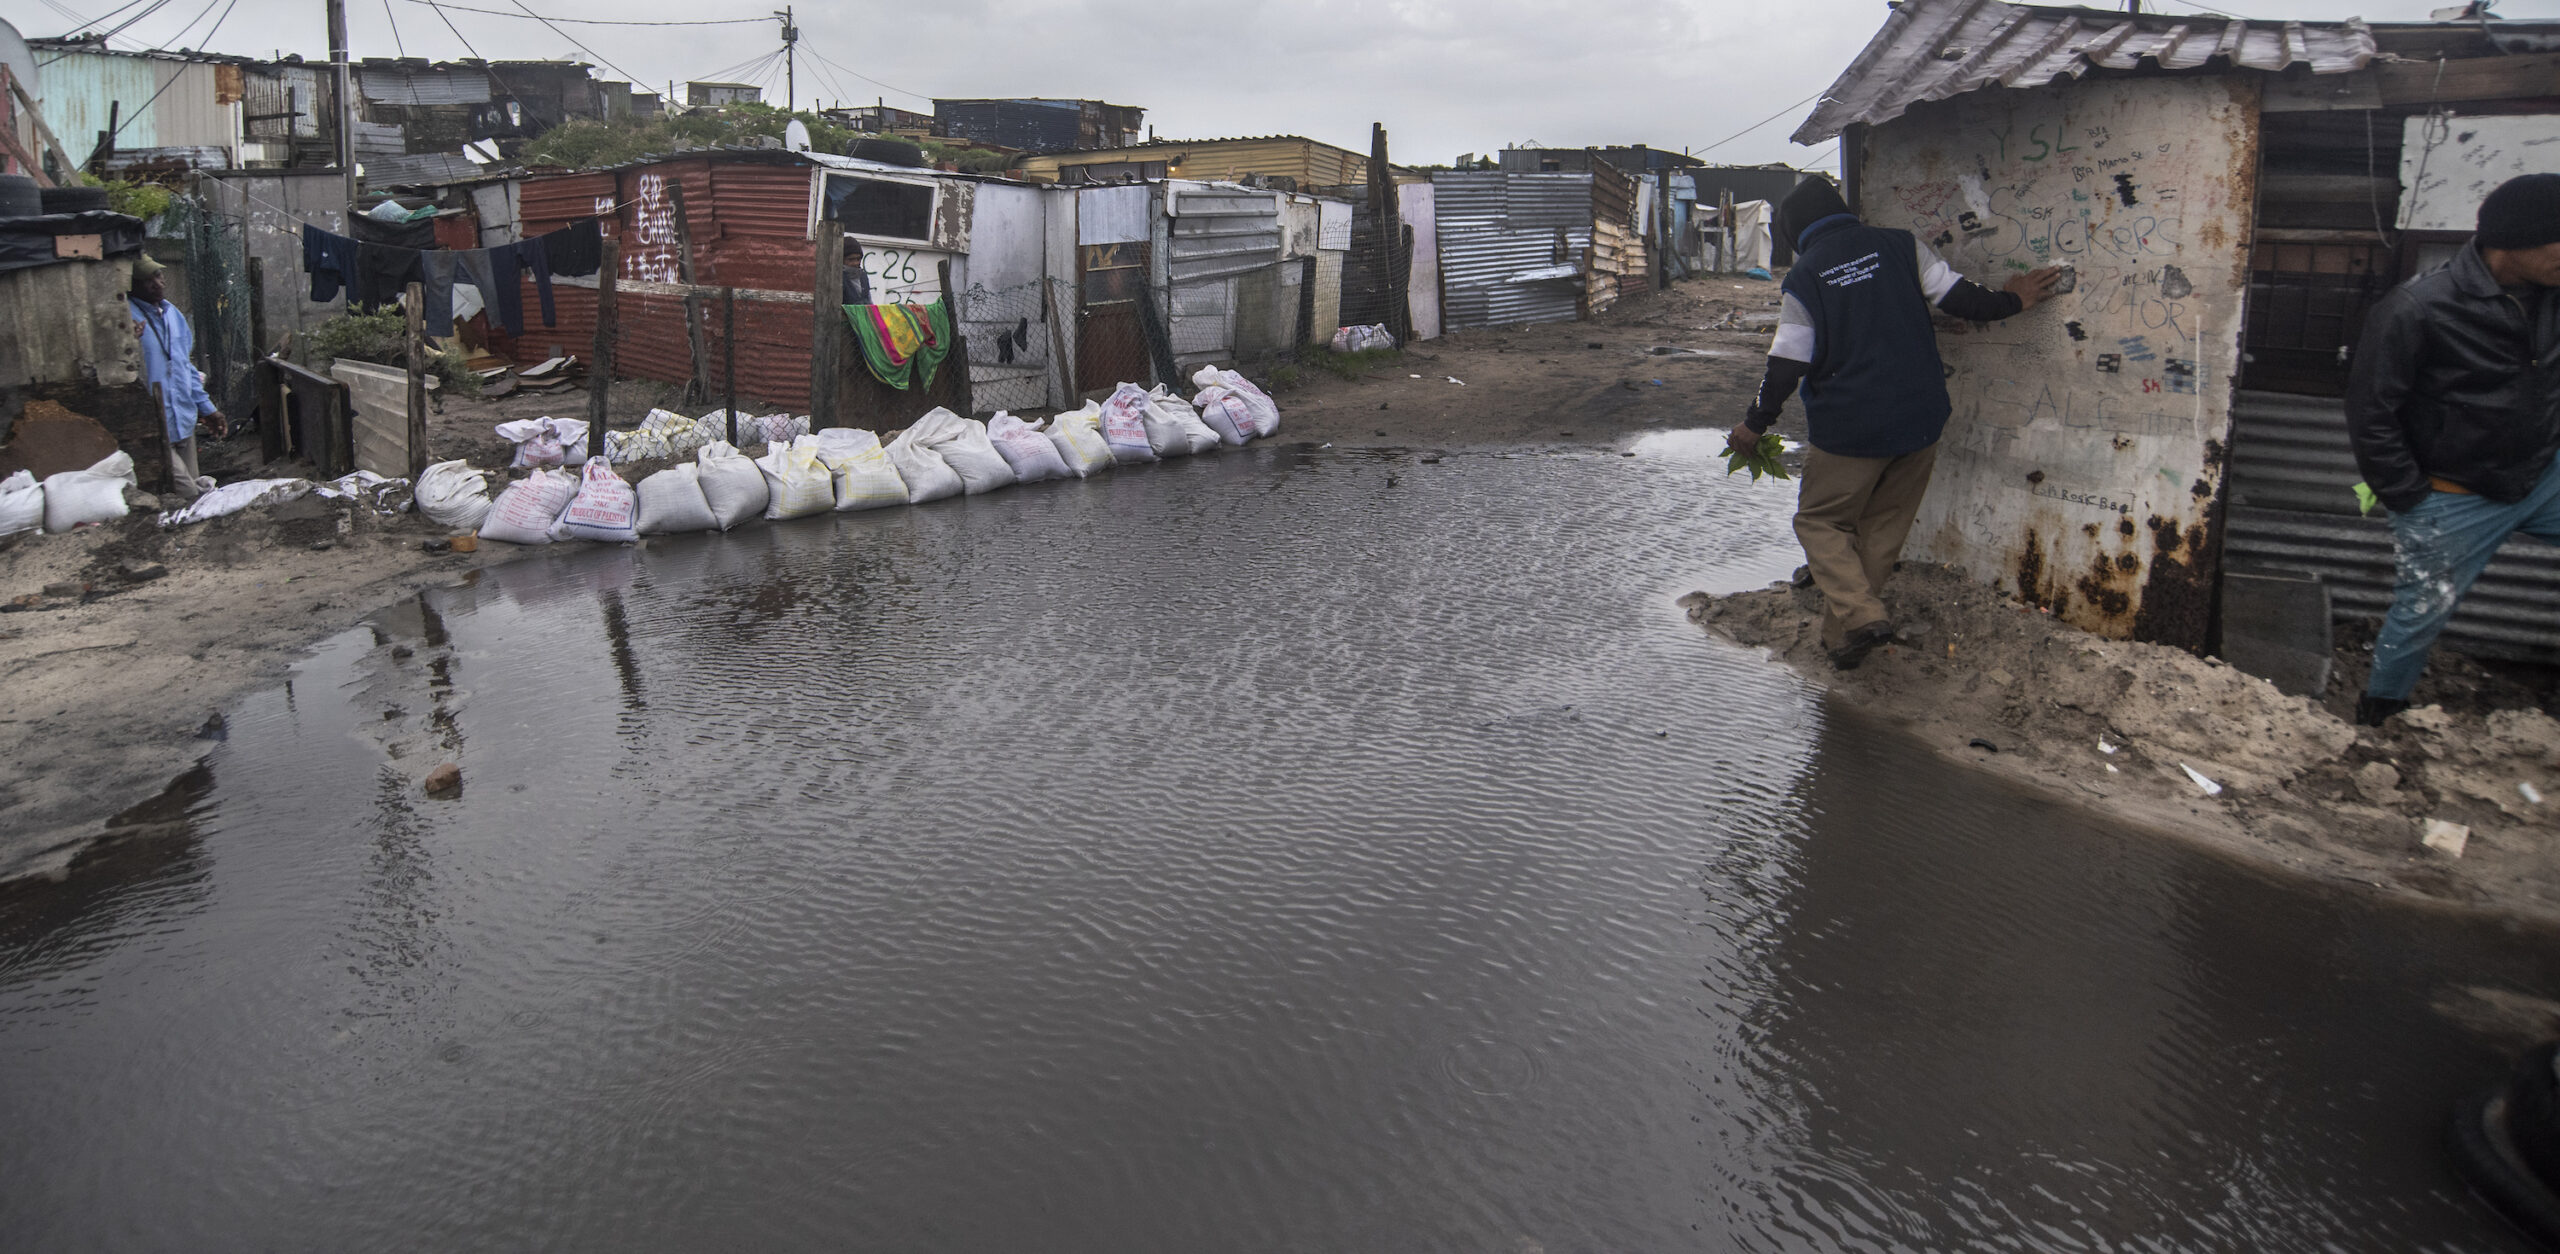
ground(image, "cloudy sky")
xmin=14 ymin=0 xmax=2560 ymax=168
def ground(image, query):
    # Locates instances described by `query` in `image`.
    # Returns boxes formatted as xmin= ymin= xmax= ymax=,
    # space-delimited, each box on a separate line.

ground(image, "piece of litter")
xmin=2521 ymin=782 xmax=2544 ymax=805
xmin=1319 ymin=442 xmax=1333 ymax=449
xmin=2105 ymin=764 xmax=2120 ymax=774
xmin=1968 ymin=738 xmax=1999 ymax=753
xmin=2178 ymin=763 xmax=2222 ymax=796
xmin=2098 ymin=738 xmax=2118 ymax=755
xmin=1446 ymin=377 xmax=1465 ymax=386
xmin=2421 ymin=818 xmax=2470 ymax=858
xmin=1410 ymin=373 xmax=1422 ymax=379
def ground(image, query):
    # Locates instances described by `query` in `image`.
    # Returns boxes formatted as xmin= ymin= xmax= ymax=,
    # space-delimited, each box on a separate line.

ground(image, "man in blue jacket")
xmin=2346 ymin=173 xmax=2560 ymax=726
xmin=1728 ymin=178 xmax=2060 ymax=669
xmin=129 ymin=254 xmax=226 ymax=501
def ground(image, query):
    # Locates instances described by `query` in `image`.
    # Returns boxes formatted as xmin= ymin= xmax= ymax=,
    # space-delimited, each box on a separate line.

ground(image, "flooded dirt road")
xmin=3 ymin=441 xmax=2553 ymax=1251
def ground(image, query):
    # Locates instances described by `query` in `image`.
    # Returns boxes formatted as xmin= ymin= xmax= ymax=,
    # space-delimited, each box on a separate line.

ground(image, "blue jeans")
xmin=2367 ymin=456 xmax=2560 ymax=700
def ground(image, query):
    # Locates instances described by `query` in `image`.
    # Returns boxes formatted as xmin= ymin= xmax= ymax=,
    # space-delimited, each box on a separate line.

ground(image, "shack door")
xmin=1077 ymin=241 xmax=1150 ymax=395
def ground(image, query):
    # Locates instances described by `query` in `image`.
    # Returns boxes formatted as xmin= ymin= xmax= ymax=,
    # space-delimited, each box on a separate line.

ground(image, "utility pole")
xmin=327 ymin=0 xmax=354 ymax=213
xmin=776 ymin=6 xmax=797 ymax=112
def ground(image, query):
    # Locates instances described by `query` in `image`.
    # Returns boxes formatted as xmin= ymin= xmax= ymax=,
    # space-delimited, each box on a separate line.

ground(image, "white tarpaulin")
xmin=1733 ymin=200 xmax=1773 ymax=272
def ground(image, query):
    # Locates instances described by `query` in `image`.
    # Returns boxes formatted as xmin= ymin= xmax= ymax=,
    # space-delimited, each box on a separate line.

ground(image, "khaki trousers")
xmin=1793 ymin=443 xmax=1938 ymax=648
xmin=165 ymin=434 xmax=206 ymax=500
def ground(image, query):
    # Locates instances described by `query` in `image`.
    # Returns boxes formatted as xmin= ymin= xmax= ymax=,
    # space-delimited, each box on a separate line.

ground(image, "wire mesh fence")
xmin=949 ymin=276 xmax=1065 ymax=415
xmin=169 ymin=196 xmax=259 ymax=423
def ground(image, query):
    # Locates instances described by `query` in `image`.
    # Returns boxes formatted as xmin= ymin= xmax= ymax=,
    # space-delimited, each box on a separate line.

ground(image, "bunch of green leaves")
xmin=1726 ymin=431 xmax=1791 ymax=482
xmin=2352 ymin=481 xmax=2380 ymax=516
xmin=298 ymin=308 xmax=480 ymax=395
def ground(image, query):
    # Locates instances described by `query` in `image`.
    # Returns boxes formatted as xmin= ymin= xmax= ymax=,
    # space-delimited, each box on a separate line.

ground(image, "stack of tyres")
xmin=2452 ymin=1040 xmax=2560 ymax=1249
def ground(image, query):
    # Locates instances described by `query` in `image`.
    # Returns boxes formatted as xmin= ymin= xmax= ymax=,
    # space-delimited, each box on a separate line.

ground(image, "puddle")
xmin=0 ymin=447 xmax=2549 ymax=1252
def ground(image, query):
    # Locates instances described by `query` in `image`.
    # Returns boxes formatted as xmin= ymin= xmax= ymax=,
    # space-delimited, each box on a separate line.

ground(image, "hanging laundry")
xmin=348 ymin=211 xmax=437 ymax=250
xmin=421 ymin=248 xmax=501 ymax=339
xmin=353 ymin=241 xmax=425 ymax=310
xmin=301 ymin=224 xmax=359 ymax=303
xmin=847 ymin=300 xmax=955 ymax=391
xmin=504 ymin=234 xmax=557 ymax=331
xmin=545 ymin=218 xmax=604 ymax=277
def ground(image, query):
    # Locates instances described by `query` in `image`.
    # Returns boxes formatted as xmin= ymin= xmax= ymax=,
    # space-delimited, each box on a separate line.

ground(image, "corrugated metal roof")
xmin=364 ymin=151 xmax=482 ymax=187
xmin=2223 ymin=390 xmax=2560 ymax=660
xmin=1793 ymin=0 xmax=2378 ymax=144
xmin=357 ymin=65 xmax=490 ymax=106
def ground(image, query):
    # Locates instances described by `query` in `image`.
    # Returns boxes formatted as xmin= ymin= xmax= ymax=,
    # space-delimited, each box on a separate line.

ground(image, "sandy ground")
xmin=1688 ymin=565 xmax=2560 ymax=924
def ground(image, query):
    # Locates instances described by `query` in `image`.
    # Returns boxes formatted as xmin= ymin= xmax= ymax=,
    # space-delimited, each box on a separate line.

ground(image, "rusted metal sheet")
xmin=519 ymin=170 xmax=618 ymax=235
xmin=1862 ymin=75 xmax=2260 ymax=648
xmin=1795 ymin=0 xmax=2374 ymax=144
xmin=499 ymin=287 xmax=818 ymax=411
xmin=1433 ymin=171 xmax=1591 ymax=331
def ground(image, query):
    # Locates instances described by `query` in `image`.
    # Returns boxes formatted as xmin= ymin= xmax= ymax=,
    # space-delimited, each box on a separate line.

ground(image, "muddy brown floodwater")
xmin=2 ymin=438 xmax=2555 ymax=1252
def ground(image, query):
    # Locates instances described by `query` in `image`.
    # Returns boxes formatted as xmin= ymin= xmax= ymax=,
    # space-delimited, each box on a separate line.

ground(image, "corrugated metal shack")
xmin=937 ymin=98 xmax=1143 ymax=154
xmin=1020 ymin=136 xmax=1406 ymax=189
xmin=25 ymin=39 xmax=246 ymax=172
xmin=1431 ymin=171 xmax=1592 ymax=331
xmin=1798 ymin=0 xmax=2560 ymax=654
xmin=501 ymin=150 xmax=1079 ymax=415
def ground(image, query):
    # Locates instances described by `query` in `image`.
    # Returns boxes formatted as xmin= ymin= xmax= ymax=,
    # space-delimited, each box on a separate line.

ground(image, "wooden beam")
xmin=723 ymin=285 xmax=738 ymax=443
xmin=2376 ymin=53 xmax=2560 ymax=105
xmin=404 ymin=280 xmax=429 ymax=477
xmin=812 ymin=219 xmax=845 ymax=428
xmin=5 ymin=68 xmax=72 ymax=186
xmin=588 ymin=239 xmax=620 ymax=442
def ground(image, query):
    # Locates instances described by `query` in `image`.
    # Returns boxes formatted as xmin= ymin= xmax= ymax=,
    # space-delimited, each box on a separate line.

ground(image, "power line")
xmin=801 ymin=46 xmax=928 ymax=106
xmin=499 ymin=0 xmax=651 ymax=90
xmin=394 ymin=0 xmax=771 ymax=25
xmin=87 ymin=0 xmax=237 ymax=162
xmin=1692 ymin=88 xmax=1827 ymax=158
xmin=39 ymin=0 xmax=180 ymax=61
xmin=156 ymin=0 xmax=228 ymax=48
xmin=383 ymin=0 xmax=407 ymax=56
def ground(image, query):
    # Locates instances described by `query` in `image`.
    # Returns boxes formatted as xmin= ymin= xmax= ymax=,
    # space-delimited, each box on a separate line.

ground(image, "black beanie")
xmin=2477 ymin=173 xmax=2560 ymax=250
xmin=1779 ymin=177 xmax=1854 ymax=250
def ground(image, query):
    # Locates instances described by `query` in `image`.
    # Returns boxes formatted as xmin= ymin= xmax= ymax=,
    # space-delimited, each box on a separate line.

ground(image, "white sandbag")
xmin=41 ymin=451 xmax=136 ymax=533
xmin=157 ymin=478 xmax=312 ymax=527
xmin=1193 ymin=386 xmax=1256 ymax=445
xmin=1192 ymin=365 xmax=1280 ymax=437
xmin=1141 ymin=385 xmax=1222 ymax=457
xmin=0 ymin=470 xmax=43 ymax=537
xmin=811 ymin=428 xmax=909 ymax=511
xmin=696 ymin=441 xmax=769 ymax=530
xmin=556 ymin=457 xmax=640 ymax=543
xmin=416 ymin=459 xmax=493 ymax=532
xmin=908 ymin=407 xmax=1016 ymax=495
xmin=476 ymin=466 xmax=579 ymax=545
xmin=1045 ymin=402 xmax=1115 ymax=478
xmin=495 ymin=416 xmax=589 ymax=468
xmin=756 ymin=440 xmax=835 ymax=520
xmin=1098 ymin=383 xmax=1159 ymax=464
xmin=986 ymin=411 xmax=1073 ymax=484
xmin=635 ymin=463 xmax=719 ymax=535
xmin=884 ymin=425 xmax=964 ymax=503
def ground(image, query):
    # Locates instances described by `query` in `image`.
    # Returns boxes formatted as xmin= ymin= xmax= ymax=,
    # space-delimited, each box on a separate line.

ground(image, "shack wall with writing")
xmin=1856 ymin=75 xmax=2260 ymax=648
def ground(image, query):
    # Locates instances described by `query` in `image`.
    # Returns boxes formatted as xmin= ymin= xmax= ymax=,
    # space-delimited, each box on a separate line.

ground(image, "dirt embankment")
xmin=1687 ymin=565 xmax=2560 ymax=923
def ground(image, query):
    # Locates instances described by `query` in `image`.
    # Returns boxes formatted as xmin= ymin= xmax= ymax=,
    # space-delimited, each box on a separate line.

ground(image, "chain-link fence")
xmin=949 ymin=275 xmax=1068 ymax=415
xmin=168 ymin=196 xmax=258 ymax=422
xmin=1167 ymin=255 xmax=1311 ymax=375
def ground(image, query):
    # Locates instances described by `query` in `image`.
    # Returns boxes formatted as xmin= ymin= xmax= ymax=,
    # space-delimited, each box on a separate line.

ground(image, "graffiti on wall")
xmin=1860 ymin=76 xmax=2257 ymax=643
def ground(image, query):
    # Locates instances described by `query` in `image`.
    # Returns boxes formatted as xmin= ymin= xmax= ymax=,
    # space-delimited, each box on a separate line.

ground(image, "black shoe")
xmin=1829 ymin=621 xmax=1894 ymax=671
xmin=2356 ymin=695 xmax=2410 ymax=727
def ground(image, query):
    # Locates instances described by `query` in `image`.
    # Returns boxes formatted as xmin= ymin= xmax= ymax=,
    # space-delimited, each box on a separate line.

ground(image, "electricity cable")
xmin=499 ymin=0 xmax=652 ymax=88
xmin=801 ymin=46 xmax=928 ymax=105
xmin=394 ymin=0 xmax=771 ymax=26
xmin=383 ymin=0 xmax=408 ymax=57
xmin=86 ymin=0 xmax=237 ymax=162
xmin=1692 ymin=88 xmax=1827 ymax=158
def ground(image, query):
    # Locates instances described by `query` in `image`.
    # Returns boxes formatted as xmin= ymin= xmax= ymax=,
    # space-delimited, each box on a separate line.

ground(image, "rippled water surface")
xmin=3 ymin=442 xmax=2553 ymax=1252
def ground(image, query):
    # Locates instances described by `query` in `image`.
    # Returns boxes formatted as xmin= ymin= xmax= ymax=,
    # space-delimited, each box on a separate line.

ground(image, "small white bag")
xmin=0 ymin=469 xmax=45 ymax=536
xmin=415 ymin=460 xmax=492 ymax=532
xmin=908 ymin=407 xmax=1017 ymax=495
xmin=634 ymin=463 xmax=719 ymax=535
xmin=41 ymin=450 xmax=136 ymax=533
xmin=477 ymin=466 xmax=578 ymax=545
xmin=1045 ymin=402 xmax=1115 ymax=477
xmin=495 ymin=416 xmax=590 ymax=468
xmin=811 ymin=428 xmax=909 ymax=511
xmin=695 ymin=441 xmax=770 ymax=530
xmin=1141 ymin=385 xmax=1222 ymax=457
xmin=986 ymin=412 xmax=1073 ymax=484
xmin=884 ymin=424 xmax=965 ymax=503
xmin=756 ymin=439 xmax=836 ymax=520
xmin=556 ymin=457 xmax=640 ymax=543
xmin=1098 ymin=383 xmax=1158 ymax=464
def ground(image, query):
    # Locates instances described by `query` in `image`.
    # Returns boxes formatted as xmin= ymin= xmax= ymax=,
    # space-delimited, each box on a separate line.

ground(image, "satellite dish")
xmin=0 ymin=19 xmax=37 ymax=115
xmin=785 ymin=120 xmax=812 ymax=153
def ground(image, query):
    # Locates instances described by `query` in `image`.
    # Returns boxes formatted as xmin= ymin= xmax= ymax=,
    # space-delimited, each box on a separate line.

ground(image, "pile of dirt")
xmin=1686 ymin=564 xmax=2560 ymax=922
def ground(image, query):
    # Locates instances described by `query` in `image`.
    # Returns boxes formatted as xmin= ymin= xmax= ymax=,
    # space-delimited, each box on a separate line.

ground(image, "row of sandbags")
xmin=440 ymin=367 xmax=1281 ymax=547
xmin=0 ymin=452 xmax=138 ymax=537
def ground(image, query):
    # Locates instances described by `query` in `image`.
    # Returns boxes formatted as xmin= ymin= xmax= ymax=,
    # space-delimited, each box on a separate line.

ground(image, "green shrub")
xmin=300 ymin=308 xmax=480 ymax=396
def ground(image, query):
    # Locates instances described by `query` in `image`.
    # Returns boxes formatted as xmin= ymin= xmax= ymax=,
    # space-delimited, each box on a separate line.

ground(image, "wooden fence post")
xmin=937 ymin=257 xmax=973 ymax=417
xmin=812 ymin=219 xmax=845 ymax=428
xmin=403 ymin=279 xmax=429 ymax=476
xmin=588 ymin=239 xmax=620 ymax=452
xmin=671 ymin=179 xmax=710 ymax=406
xmin=723 ymin=286 xmax=738 ymax=444
xmin=1041 ymin=277 xmax=1075 ymax=403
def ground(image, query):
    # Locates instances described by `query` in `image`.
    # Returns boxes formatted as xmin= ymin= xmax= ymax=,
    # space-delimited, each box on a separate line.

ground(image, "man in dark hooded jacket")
xmin=1728 ymin=177 xmax=2061 ymax=668
xmin=2346 ymin=173 xmax=2560 ymax=725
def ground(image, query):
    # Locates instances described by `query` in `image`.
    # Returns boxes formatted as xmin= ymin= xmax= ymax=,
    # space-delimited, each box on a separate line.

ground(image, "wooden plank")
xmin=2376 ymin=53 xmax=2560 ymax=105
xmin=588 ymin=238 xmax=620 ymax=439
xmin=404 ymin=280 xmax=429 ymax=476
xmin=939 ymin=257 xmax=973 ymax=417
xmin=812 ymin=220 xmax=844 ymax=427
xmin=4 ymin=67 xmax=70 ymax=186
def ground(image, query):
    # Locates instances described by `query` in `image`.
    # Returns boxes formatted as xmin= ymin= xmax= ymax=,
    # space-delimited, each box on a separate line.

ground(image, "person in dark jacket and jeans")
xmin=1728 ymin=177 xmax=2061 ymax=668
xmin=2347 ymin=173 xmax=2560 ymax=725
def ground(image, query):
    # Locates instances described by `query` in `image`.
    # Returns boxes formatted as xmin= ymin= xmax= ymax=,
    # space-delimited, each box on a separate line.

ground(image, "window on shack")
xmin=822 ymin=173 xmax=936 ymax=243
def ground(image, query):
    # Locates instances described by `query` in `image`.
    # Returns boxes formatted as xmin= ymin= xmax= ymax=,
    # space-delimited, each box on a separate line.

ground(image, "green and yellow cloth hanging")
xmin=845 ymin=299 xmax=955 ymax=391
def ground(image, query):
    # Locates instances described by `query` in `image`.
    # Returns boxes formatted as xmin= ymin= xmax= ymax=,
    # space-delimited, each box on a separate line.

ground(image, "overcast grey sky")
xmin=12 ymin=0 xmax=2560 ymax=168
